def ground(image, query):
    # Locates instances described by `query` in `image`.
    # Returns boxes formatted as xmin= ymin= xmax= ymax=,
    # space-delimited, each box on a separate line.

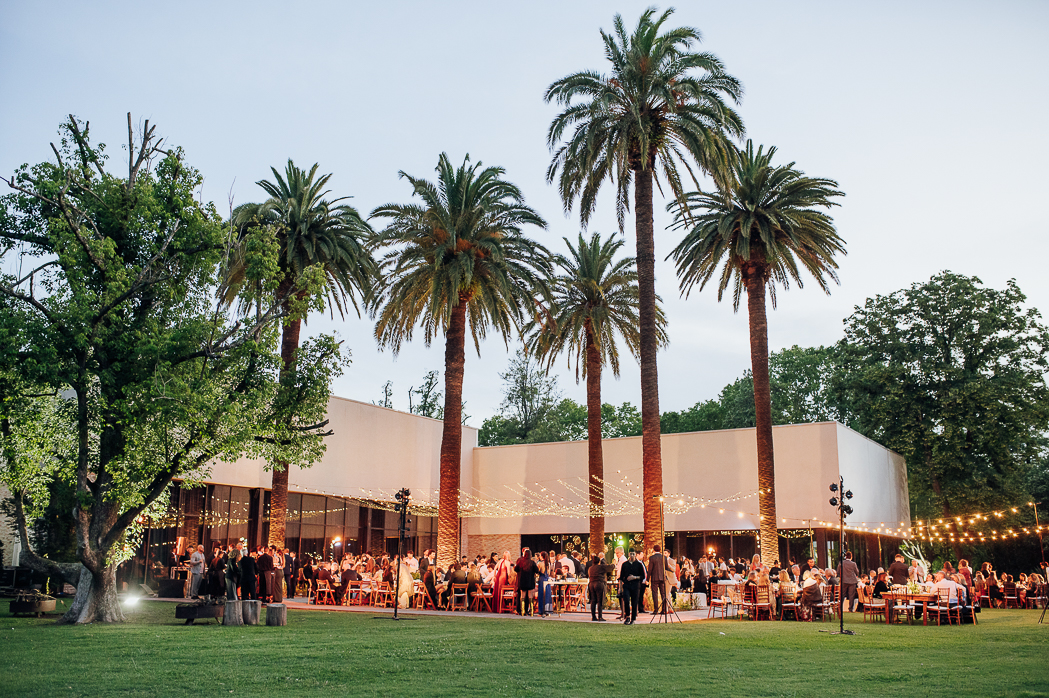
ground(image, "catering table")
xmin=880 ymin=591 xmax=938 ymax=626
xmin=547 ymin=580 xmax=588 ymax=613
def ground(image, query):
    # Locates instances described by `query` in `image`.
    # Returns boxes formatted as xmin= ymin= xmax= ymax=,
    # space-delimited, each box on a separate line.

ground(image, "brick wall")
xmin=466 ymin=534 xmax=520 ymax=560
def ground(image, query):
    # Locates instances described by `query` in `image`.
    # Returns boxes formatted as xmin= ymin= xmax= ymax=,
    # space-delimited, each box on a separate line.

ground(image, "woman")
xmin=422 ymin=564 xmax=440 ymax=609
xmin=515 ymin=549 xmax=538 ymax=616
xmin=987 ymin=571 xmax=1004 ymax=607
xmin=224 ymin=549 xmax=241 ymax=600
xmin=208 ymin=548 xmax=226 ymax=598
xmin=493 ymin=551 xmax=515 ymax=614
xmin=396 ymin=556 xmax=415 ymax=609
xmin=536 ymin=551 xmax=551 ymax=617
xmin=872 ymin=572 xmax=890 ymax=599
xmin=799 ymin=571 xmax=824 ymax=621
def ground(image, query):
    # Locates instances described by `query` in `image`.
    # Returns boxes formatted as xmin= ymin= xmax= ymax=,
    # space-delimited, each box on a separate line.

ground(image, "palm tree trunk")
xmin=634 ymin=167 xmax=663 ymax=554
xmin=585 ymin=321 xmax=604 ymax=558
xmin=268 ymin=290 xmax=301 ymax=550
xmin=744 ymin=266 xmax=778 ymax=566
xmin=436 ymin=297 xmax=468 ymax=569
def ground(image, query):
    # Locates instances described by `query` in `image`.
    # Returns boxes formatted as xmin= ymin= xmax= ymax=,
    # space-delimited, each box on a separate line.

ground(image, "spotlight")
xmin=830 ymin=497 xmax=838 ymax=507
xmin=845 ymin=490 xmax=853 ymax=500
xmin=829 ymin=483 xmax=839 ymax=493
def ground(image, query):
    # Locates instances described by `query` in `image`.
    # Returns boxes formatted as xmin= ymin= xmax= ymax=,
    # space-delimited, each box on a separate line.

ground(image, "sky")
xmin=2 ymin=1 xmax=1047 ymax=424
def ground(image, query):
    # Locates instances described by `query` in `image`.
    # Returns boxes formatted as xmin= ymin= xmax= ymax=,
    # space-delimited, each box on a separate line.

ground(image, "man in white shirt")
xmin=188 ymin=545 xmax=205 ymax=598
xmin=613 ymin=547 xmax=628 ymax=620
xmin=933 ymin=572 xmax=961 ymax=605
xmin=404 ymin=551 xmax=419 ymax=573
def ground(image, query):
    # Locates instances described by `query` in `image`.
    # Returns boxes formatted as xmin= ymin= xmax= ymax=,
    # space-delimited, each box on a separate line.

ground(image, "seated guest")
xmin=423 ymin=566 xmax=441 ymax=608
xmin=871 ymin=572 xmax=890 ymax=599
xmin=466 ymin=562 xmax=482 ymax=605
xmin=339 ymin=564 xmax=360 ymax=602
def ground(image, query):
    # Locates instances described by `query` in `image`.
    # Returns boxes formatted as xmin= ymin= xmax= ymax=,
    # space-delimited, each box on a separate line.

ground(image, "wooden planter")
xmin=175 ymin=603 xmax=224 ymax=625
xmin=10 ymin=597 xmax=57 ymax=617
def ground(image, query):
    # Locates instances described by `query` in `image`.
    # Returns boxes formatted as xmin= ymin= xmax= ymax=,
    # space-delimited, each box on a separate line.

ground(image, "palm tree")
xmin=527 ymin=233 xmax=666 ymax=557
xmin=371 ymin=153 xmax=550 ymax=568
xmin=545 ymin=7 xmax=744 ymax=551
xmin=221 ymin=160 xmax=377 ymax=548
xmin=669 ymin=140 xmax=845 ymax=565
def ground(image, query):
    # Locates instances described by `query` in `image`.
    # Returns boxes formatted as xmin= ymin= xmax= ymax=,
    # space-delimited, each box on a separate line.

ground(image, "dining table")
xmin=547 ymin=580 xmax=588 ymax=613
xmin=880 ymin=591 xmax=939 ymax=626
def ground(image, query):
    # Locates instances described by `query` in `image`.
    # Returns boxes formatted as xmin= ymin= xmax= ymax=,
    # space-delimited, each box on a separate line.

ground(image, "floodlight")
xmin=830 ymin=497 xmax=839 ymax=507
xmin=830 ymin=483 xmax=839 ymax=493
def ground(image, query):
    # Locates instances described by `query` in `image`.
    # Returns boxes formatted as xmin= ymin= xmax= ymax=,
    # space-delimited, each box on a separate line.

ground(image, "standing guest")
xmin=404 ymin=550 xmax=419 ymax=573
xmin=648 ymin=545 xmax=668 ymax=615
xmin=620 ymin=551 xmax=646 ymax=625
xmin=613 ymin=546 xmax=628 ymax=620
xmin=224 ymin=549 xmax=241 ymax=600
xmin=240 ymin=549 xmax=259 ymax=601
xmin=207 ymin=547 xmax=226 ymax=597
xmin=423 ymin=564 xmax=440 ymax=609
xmin=835 ymin=550 xmax=860 ymax=608
xmin=284 ymin=550 xmax=297 ymax=598
xmin=958 ymin=559 xmax=973 ymax=588
xmin=514 ymin=549 xmax=538 ymax=616
xmin=587 ymin=555 xmax=614 ymax=621
xmin=493 ymin=551 xmax=514 ymax=613
xmin=888 ymin=554 xmax=909 ymax=586
xmin=188 ymin=545 xmax=206 ymax=599
xmin=257 ymin=546 xmax=274 ymax=602
xmin=270 ymin=548 xmax=284 ymax=603
xmin=419 ymin=549 xmax=431 ymax=577
xmin=536 ymin=552 xmax=551 ymax=616
xmin=301 ymin=557 xmax=315 ymax=595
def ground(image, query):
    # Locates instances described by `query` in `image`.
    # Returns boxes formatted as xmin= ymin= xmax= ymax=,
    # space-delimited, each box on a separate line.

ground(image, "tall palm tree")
xmin=221 ymin=160 xmax=376 ymax=548
xmin=527 ymin=233 xmax=666 ymax=557
xmin=669 ymin=140 xmax=845 ymax=565
xmin=545 ymin=7 xmax=744 ymax=551
xmin=371 ymin=153 xmax=550 ymax=567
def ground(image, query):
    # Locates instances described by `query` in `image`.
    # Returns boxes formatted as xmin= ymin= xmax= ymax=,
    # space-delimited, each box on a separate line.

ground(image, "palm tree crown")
xmin=223 ymin=160 xmax=376 ymax=317
xmin=545 ymin=6 xmax=744 ymax=228
xmin=529 ymin=232 xmax=665 ymax=380
xmin=669 ymin=140 xmax=845 ymax=306
xmin=372 ymin=153 xmax=550 ymax=353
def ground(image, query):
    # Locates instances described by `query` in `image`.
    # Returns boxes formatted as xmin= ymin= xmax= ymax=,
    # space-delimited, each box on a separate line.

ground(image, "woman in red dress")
xmin=493 ymin=551 xmax=515 ymax=613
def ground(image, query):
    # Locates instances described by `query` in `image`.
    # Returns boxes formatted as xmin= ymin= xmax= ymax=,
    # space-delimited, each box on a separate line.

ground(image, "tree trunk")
xmin=633 ymin=167 xmax=663 ymax=554
xmin=268 ymin=291 xmax=302 ymax=550
xmin=436 ymin=297 xmax=468 ymax=569
xmin=744 ymin=266 xmax=778 ymax=566
xmin=585 ymin=321 xmax=605 ymax=557
xmin=61 ymin=563 xmax=124 ymax=624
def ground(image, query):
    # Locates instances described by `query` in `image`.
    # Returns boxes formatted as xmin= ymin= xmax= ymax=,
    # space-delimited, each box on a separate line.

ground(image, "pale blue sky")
xmin=2 ymin=1 xmax=1047 ymax=422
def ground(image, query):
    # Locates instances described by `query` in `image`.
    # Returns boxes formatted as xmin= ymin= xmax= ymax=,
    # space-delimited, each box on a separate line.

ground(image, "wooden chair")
xmin=861 ymin=587 xmax=886 ymax=623
xmin=751 ymin=585 xmax=775 ymax=621
xmin=931 ymin=588 xmax=961 ymax=625
xmin=708 ymin=584 xmax=734 ymax=619
xmin=449 ymin=583 xmax=469 ymax=611
xmin=779 ymin=584 xmax=800 ymax=621
xmin=314 ymin=580 xmax=337 ymax=606
xmin=1002 ymin=583 xmax=1020 ymax=609
xmin=343 ymin=580 xmax=362 ymax=606
xmin=739 ymin=585 xmax=756 ymax=620
xmin=372 ymin=582 xmax=393 ymax=608
xmin=499 ymin=584 xmax=517 ymax=614
xmin=565 ymin=583 xmax=586 ymax=613
xmin=1026 ymin=583 xmax=1048 ymax=610
xmin=821 ymin=585 xmax=840 ymax=620
xmin=471 ymin=584 xmax=494 ymax=612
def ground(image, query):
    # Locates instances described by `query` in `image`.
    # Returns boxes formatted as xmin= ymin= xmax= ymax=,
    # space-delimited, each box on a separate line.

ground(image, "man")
xmin=239 ymin=548 xmax=258 ymax=601
xmin=789 ymin=564 xmax=801 ymax=583
xmin=620 ymin=551 xmax=646 ymax=625
xmin=933 ymin=571 xmax=962 ymax=607
xmin=613 ymin=546 xmax=627 ymax=620
xmin=418 ymin=549 xmax=431 ymax=577
xmin=284 ymin=550 xmax=297 ymax=599
xmin=257 ymin=546 xmax=274 ymax=602
xmin=587 ymin=555 xmax=614 ymax=621
xmin=405 ymin=550 xmax=419 ymax=573
xmin=801 ymin=558 xmax=816 ymax=576
xmin=837 ymin=551 xmax=860 ymax=612
xmin=188 ymin=545 xmax=205 ymax=598
xmin=888 ymin=553 xmax=909 ymax=586
xmin=648 ymin=545 xmax=667 ymax=615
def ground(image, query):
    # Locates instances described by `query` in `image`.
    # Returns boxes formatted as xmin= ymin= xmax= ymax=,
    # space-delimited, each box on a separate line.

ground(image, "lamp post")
xmin=391 ymin=488 xmax=411 ymax=621
xmin=829 ymin=477 xmax=854 ymax=636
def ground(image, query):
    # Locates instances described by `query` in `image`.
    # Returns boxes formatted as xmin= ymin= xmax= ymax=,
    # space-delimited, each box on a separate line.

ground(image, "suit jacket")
xmin=888 ymin=561 xmax=909 ymax=585
xmin=648 ymin=553 xmax=667 ymax=584
xmin=239 ymin=555 xmax=258 ymax=582
xmin=838 ymin=559 xmax=860 ymax=585
xmin=587 ymin=562 xmax=614 ymax=589
xmin=257 ymin=553 xmax=274 ymax=572
xmin=620 ymin=559 xmax=645 ymax=586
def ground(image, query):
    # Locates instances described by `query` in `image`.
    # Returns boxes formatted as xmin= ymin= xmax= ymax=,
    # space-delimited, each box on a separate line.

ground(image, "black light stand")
xmin=380 ymin=488 xmax=416 ymax=621
xmin=649 ymin=496 xmax=681 ymax=624
xmin=829 ymin=477 xmax=855 ymax=636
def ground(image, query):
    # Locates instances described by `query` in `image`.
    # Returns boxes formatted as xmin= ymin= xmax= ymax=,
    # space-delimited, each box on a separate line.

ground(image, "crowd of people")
xmin=175 ymin=541 xmax=1048 ymax=621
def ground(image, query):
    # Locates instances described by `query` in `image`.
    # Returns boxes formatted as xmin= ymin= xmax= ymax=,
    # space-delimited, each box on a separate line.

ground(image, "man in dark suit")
xmin=283 ymin=549 xmax=296 ymax=599
xmin=837 ymin=551 xmax=860 ymax=612
xmin=587 ymin=555 xmax=614 ymax=622
xmin=888 ymin=553 xmax=909 ymax=586
xmin=239 ymin=550 xmax=258 ymax=600
xmin=256 ymin=547 xmax=274 ymax=601
xmin=620 ymin=551 xmax=646 ymax=625
xmin=648 ymin=545 xmax=668 ymax=614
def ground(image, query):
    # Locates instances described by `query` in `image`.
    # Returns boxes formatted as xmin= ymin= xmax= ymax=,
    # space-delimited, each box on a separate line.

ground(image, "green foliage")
xmin=660 ymin=398 xmax=725 ymax=434
xmin=545 ymin=7 xmax=744 ymax=228
xmin=371 ymin=153 xmax=551 ymax=355
xmin=833 ymin=272 xmax=1049 ymax=519
xmin=0 ymin=117 xmax=345 ymax=615
xmin=410 ymin=370 xmax=443 ymax=419
xmin=670 ymin=140 xmax=845 ymax=310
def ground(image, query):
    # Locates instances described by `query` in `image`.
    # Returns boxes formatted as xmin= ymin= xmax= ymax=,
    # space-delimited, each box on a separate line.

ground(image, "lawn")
xmin=0 ymin=600 xmax=1046 ymax=697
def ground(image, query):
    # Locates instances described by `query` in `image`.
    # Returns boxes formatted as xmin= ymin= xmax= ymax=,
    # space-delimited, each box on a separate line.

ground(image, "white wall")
xmin=466 ymin=422 xmax=907 ymax=537
xmin=835 ymin=423 xmax=911 ymax=536
xmin=206 ymin=396 xmax=478 ymax=502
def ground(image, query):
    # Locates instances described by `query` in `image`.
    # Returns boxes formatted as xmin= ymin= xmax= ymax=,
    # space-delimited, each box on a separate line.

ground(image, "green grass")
xmin=0 ymin=600 xmax=1046 ymax=697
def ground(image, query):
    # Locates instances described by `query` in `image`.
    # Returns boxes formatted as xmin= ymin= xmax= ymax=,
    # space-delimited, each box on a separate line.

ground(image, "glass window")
xmin=228 ymin=487 xmax=251 ymax=546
